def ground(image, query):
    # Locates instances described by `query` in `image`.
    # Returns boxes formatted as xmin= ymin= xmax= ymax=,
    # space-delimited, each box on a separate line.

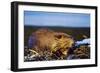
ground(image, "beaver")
xmin=27 ymin=28 xmax=74 ymax=60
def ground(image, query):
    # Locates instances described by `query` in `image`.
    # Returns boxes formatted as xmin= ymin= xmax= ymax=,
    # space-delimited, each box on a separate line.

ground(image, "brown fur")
xmin=30 ymin=28 xmax=74 ymax=59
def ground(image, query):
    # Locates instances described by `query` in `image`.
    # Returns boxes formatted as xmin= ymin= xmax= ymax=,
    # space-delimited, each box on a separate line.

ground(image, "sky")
xmin=24 ymin=11 xmax=90 ymax=27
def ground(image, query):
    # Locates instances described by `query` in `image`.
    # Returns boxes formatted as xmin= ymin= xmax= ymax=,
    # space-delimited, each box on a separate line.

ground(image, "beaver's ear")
xmin=28 ymin=34 xmax=37 ymax=49
xmin=54 ymin=34 xmax=62 ymax=39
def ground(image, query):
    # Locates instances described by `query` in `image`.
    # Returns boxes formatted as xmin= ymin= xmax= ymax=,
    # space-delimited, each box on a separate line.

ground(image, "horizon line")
xmin=24 ymin=24 xmax=90 ymax=28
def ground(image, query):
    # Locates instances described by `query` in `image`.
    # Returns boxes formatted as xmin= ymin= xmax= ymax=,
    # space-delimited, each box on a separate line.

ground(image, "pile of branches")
xmin=24 ymin=44 xmax=90 ymax=62
xmin=67 ymin=44 xmax=90 ymax=59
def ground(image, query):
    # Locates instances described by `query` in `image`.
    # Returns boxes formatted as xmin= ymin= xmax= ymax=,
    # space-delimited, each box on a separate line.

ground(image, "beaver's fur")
xmin=28 ymin=28 xmax=74 ymax=60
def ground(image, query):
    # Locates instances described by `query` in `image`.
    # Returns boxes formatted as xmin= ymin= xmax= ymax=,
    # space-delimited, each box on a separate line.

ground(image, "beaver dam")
xmin=24 ymin=26 xmax=90 ymax=62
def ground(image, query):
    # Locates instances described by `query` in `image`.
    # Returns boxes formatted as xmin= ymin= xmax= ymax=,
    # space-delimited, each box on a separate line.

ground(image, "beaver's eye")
xmin=55 ymin=35 xmax=62 ymax=39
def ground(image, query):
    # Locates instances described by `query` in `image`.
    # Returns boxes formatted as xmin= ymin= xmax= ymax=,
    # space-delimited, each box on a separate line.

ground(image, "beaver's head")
xmin=51 ymin=32 xmax=74 ymax=58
